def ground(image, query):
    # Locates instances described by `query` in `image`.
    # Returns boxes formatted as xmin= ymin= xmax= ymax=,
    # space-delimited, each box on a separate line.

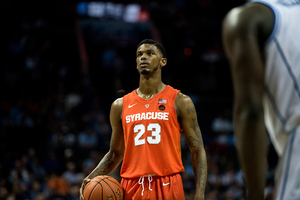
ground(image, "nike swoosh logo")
xmin=128 ymin=103 xmax=138 ymax=108
xmin=162 ymin=182 xmax=170 ymax=186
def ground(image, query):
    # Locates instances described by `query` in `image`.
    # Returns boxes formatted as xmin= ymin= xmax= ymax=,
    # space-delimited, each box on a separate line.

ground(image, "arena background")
xmin=0 ymin=1 xmax=278 ymax=199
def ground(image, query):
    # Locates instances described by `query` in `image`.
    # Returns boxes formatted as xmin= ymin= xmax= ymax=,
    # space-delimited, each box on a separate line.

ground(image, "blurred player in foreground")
xmin=222 ymin=0 xmax=300 ymax=199
xmin=80 ymin=39 xmax=207 ymax=200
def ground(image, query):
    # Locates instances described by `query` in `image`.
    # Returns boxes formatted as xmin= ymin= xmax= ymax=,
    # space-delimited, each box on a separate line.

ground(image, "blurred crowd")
xmin=0 ymin=1 xmax=277 ymax=200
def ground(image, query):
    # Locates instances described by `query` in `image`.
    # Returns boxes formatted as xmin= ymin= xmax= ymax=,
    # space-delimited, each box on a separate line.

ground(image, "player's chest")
xmin=124 ymin=100 xmax=172 ymax=124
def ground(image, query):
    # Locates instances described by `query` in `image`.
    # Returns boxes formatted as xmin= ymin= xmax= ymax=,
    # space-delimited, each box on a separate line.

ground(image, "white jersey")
xmin=250 ymin=0 xmax=300 ymax=156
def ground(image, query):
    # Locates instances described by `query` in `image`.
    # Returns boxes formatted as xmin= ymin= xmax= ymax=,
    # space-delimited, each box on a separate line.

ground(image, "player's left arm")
xmin=176 ymin=93 xmax=207 ymax=200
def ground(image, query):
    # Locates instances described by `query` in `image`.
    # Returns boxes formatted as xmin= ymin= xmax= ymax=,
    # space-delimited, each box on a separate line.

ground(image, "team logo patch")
xmin=159 ymin=104 xmax=165 ymax=111
xmin=145 ymin=104 xmax=149 ymax=108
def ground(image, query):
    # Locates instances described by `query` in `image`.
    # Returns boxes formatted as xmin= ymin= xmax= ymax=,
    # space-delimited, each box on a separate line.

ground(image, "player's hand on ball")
xmin=80 ymin=178 xmax=91 ymax=200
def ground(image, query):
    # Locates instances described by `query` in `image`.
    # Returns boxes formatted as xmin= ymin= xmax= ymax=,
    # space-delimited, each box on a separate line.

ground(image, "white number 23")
xmin=134 ymin=123 xmax=161 ymax=146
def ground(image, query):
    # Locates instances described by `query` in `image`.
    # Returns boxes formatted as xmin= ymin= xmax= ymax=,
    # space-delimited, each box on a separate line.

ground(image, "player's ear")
xmin=160 ymin=58 xmax=167 ymax=68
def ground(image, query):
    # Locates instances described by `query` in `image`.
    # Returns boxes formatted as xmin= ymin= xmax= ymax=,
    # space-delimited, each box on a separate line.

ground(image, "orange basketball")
xmin=83 ymin=175 xmax=123 ymax=200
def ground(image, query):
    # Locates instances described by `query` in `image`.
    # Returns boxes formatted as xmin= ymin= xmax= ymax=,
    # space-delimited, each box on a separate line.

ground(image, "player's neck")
xmin=137 ymin=77 xmax=166 ymax=100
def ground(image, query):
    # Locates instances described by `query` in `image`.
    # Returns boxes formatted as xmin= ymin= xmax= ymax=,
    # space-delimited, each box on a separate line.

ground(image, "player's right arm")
xmin=80 ymin=98 xmax=125 ymax=200
xmin=222 ymin=4 xmax=274 ymax=200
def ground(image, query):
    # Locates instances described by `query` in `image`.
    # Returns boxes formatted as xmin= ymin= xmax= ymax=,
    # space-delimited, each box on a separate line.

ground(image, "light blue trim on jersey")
xmin=280 ymin=130 xmax=296 ymax=199
xmin=278 ymin=0 xmax=300 ymax=6
xmin=274 ymin=37 xmax=300 ymax=98
xmin=251 ymin=0 xmax=281 ymax=46
xmin=265 ymin=85 xmax=287 ymax=130
xmin=264 ymin=38 xmax=300 ymax=134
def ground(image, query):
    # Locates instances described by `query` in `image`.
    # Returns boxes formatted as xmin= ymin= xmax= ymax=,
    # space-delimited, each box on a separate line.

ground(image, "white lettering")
xmin=158 ymin=112 xmax=163 ymax=120
xmin=141 ymin=112 xmax=146 ymax=120
xmin=153 ymin=112 xmax=157 ymax=119
xmin=146 ymin=112 xmax=151 ymax=119
xmin=163 ymin=112 xmax=169 ymax=120
xmin=125 ymin=112 xmax=169 ymax=123
xmin=126 ymin=116 xmax=130 ymax=123
xmin=135 ymin=113 xmax=140 ymax=121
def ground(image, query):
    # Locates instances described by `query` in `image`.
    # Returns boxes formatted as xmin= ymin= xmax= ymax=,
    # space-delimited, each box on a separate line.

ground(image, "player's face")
xmin=136 ymin=44 xmax=166 ymax=75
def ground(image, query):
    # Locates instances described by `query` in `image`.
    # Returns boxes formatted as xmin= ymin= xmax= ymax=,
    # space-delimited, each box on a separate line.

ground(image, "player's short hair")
xmin=137 ymin=39 xmax=166 ymax=58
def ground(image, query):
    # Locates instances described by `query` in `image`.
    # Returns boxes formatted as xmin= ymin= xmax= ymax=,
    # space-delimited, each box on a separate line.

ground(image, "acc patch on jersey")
xmin=159 ymin=104 xmax=165 ymax=111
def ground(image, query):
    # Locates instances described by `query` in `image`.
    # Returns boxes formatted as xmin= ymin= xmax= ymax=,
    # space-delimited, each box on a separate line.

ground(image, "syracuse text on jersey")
xmin=125 ymin=112 xmax=169 ymax=123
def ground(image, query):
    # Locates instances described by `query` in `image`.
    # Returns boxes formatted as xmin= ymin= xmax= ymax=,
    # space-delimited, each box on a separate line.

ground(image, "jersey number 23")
xmin=134 ymin=123 xmax=161 ymax=146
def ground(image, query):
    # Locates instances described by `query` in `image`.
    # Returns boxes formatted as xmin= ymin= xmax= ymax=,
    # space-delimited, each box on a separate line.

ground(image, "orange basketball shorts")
xmin=121 ymin=173 xmax=185 ymax=200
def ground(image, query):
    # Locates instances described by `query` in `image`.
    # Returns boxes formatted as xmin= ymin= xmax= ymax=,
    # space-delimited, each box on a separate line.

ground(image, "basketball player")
xmin=80 ymin=39 xmax=207 ymax=200
xmin=222 ymin=0 xmax=300 ymax=199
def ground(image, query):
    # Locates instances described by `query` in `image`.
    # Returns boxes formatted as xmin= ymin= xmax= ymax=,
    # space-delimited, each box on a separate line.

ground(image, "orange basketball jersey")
xmin=121 ymin=85 xmax=184 ymax=178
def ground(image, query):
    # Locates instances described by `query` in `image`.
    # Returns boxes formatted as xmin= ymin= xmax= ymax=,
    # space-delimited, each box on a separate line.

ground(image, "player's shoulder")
xmin=223 ymin=3 xmax=274 ymax=44
xmin=112 ymin=89 xmax=135 ymax=107
xmin=223 ymin=3 xmax=273 ymax=32
xmin=175 ymin=92 xmax=197 ymax=117
xmin=175 ymin=92 xmax=194 ymax=109
xmin=110 ymin=97 xmax=123 ymax=120
xmin=176 ymin=92 xmax=191 ymax=103
xmin=111 ymin=97 xmax=123 ymax=110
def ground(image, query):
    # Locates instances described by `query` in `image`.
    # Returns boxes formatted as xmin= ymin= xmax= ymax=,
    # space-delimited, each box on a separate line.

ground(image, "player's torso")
xmin=120 ymin=85 xmax=184 ymax=178
xmin=252 ymin=0 xmax=300 ymax=155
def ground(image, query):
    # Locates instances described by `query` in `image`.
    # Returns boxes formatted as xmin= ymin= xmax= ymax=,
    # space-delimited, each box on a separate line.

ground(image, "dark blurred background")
xmin=0 ymin=0 xmax=278 ymax=199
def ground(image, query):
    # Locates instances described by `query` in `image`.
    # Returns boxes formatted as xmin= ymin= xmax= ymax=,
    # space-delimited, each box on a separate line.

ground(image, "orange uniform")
xmin=121 ymin=173 xmax=184 ymax=200
xmin=121 ymin=85 xmax=184 ymax=178
xmin=120 ymin=85 xmax=185 ymax=199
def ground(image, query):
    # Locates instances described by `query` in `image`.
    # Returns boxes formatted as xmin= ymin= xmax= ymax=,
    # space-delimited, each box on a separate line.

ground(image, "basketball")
xmin=83 ymin=175 xmax=123 ymax=200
